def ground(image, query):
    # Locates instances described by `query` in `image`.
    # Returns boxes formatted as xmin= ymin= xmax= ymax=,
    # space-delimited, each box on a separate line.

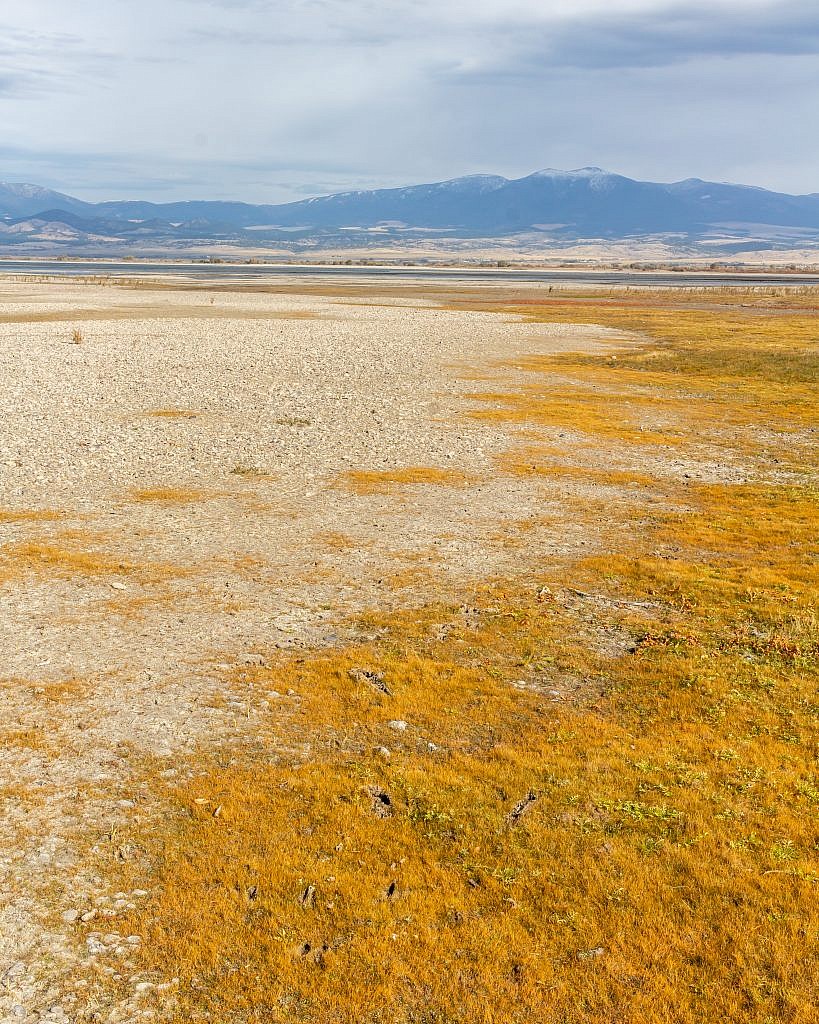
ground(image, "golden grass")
xmin=338 ymin=466 xmax=473 ymax=495
xmin=381 ymin=565 xmax=436 ymax=591
xmin=470 ymin=385 xmax=683 ymax=445
xmin=36 ymin=678 xmax=89 ymax=703
xmin=315 ymin=531 xmax=360 ymax=551
xmin=130 ymin=486 xmax=211 ymax=504
xmin=112 ymin=482 xmax=819 ymax=1023
xmin=1 ymin=535 xmax=187 ymax=584
xmin=496 ymin=449 xmax=656 ymax=489
xmin=0 ymin=727 xmax=53 ymax=751
xmin=0 ymin=508 xmax=67 ymax=524
xmin=94 ymin=290 xmax=818 ymax=1024
xmin=464 ymin=300 xmax=819 ymax=453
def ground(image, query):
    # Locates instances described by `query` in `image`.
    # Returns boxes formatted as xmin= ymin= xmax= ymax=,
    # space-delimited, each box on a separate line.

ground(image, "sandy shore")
xmin=0 ymin=280 xmax=628 ymax=690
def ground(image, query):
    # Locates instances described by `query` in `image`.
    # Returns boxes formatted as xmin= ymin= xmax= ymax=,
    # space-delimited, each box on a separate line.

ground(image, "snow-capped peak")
xmin=0 ymin=182 xmax=59 ymax=198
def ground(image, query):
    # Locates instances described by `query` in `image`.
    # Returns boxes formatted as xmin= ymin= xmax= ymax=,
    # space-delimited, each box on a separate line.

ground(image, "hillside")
xmin=2 ymin=168 xmax=819 ymax=254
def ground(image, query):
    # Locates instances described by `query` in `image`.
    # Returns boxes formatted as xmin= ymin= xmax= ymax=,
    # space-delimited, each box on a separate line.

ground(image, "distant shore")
xmin=2 ymin=257 xmax=819 ymax=289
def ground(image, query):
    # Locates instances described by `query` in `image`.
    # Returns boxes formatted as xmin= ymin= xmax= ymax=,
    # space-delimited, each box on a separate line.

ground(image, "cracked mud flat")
xmin=0 ymin=276 xmax=644 ymax=1021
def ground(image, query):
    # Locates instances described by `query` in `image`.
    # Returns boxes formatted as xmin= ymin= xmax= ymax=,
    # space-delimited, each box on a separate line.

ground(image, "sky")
xmin=0 ymin=0 xmax=817 ymax=203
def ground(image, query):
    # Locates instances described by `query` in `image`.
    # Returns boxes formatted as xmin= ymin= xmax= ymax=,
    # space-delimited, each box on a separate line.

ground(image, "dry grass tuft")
xmin=314 ymin=530 xmax=360 ymax=551
xmin=36 ymin=678 xmax=89 ymax=703
xmin=1 ymin=535 xmax=187 ymax=585
xmin=0 ymin=508 xmax=67 ymax=524
xmin=130 ymin=486 xmax=211 ymax=504
xmin=338 ymin=466 xmax=473 ymax=495
xmin=230 ymin=463 xmax=273 ymax=479
xmin=496 ymin=449 xmax=656 ymax=488
xmin=0 ymin=727 xmax=53 ymax=752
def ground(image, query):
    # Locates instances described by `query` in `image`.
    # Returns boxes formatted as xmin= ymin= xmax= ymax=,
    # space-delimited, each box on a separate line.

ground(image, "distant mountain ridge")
xmin=2 ymin=168 xmax=819 ymax=252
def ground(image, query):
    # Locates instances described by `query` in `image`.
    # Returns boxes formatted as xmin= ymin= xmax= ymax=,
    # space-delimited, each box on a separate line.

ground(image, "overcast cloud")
xmin=0 ymin=0 xmax=816 ymax=201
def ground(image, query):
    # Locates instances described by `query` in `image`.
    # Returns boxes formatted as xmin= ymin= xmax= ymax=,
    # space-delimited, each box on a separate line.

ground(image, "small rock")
xmin=61 ymin=909 xmax=80 ymax=924
xmin=241 ymin=653 xmax=268 ymax=667
xmin=109 ymin=580 xmax=127 ymax=591
xmin=81 ymin=910 xmax=97 ymax=922
xmin=375 ymin=746 xmax=391 ymax=760
xmin=387 ymin=720 xmax=407 ymax=732
xmin=506 ymin=791 xmax=538 ymax=826
xmin=349 ymin=667 xmax=392 ymax=696
xmin=577 ymin=946 xmax=605 ymax=960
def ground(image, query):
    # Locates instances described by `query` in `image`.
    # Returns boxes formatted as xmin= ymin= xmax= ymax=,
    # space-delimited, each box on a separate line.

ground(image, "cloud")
xmin=0 ymin=24 xmax=115 ymax=96
xmin=0 ymin=1 xmax=816 ymax=200
xmin=524 ymin=1 xmax=819 ymax=72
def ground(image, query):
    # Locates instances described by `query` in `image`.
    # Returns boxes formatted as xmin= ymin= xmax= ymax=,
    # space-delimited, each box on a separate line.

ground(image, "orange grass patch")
xmin=314 ymin=531 xmax=360 ymax=551
xmin=130 ymin=486 xmax=212 ymax=504
xmin=100 ymin=477 xmax=818 ymax=1024
xmin=35 ymin=678 xmax=90 ymax=703
xmin=461 ymin=299 xmax=819 ymax=447
xmin=496 ymin=449 xmax=656 ymax=488
xmin=338 ymin=466 xmax=473 ymax=495
xmin=0 ymin=508 xmax=67 ymax=524
xmin=88 ymin=290 xmax=818 ymax=1024
xmin=0 ymin=727 xmax=53 ymax=752
xmin=1 ymin=537 xmax=187 ymax=584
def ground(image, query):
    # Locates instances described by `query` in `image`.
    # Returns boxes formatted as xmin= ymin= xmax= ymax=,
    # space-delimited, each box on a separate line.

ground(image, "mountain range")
xmin=2 ymin=168 xmax=819 ymax=254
